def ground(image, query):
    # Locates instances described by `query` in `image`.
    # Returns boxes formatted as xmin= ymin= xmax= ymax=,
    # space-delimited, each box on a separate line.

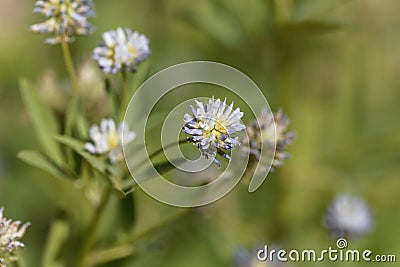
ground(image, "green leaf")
xmin=279 ymin=20 xmax=341 ymax=36
xmin=153 ymin=160 xmax=181 ymax=175
xmin=104 ymin=78 xmax=119 ymax=119
xmin=55 ymin=135 xmax=105 ymax=173
xmin=18 ymin=150 xmax=74 ymax=181
xmin=19 ymin=78 xmax=63 ymax=163
xmin=63 ymin=97 xmax=81 ymax=168
xmin=76 ymin=115 xmax=89 ymax=140
xmin=42 ymin=219 xmax=69 ymax=267
xmin=64 ymin=97 xmax=81 ymax=136
xmin=119 ymin=193 xmax=136 ymax=231
xmin=104 ymin=78 xmax=113 ymax=95
xmin=54 ymin=135 xmax=120 ymax=184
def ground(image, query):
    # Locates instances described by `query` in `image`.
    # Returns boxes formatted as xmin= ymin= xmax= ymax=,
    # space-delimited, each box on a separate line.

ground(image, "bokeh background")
xmin=0 ymin=0 xmax=399 ymax=266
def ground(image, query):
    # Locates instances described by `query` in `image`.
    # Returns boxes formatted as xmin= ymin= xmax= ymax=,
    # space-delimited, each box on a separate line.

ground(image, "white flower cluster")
xmin=92 ymin=27 xmax=151 ymax=74
xmin=0 ymin=208 xmax=30 ymax=266
xmin=30 ymin=0 xmax=95 ymax=44
xmin=85 ymin=118 xmax=136 ymax=163
xmin=325 ymin=195 xmax=373 ymax=239
xmin=183 ymin=97 xmax=245 ymax=166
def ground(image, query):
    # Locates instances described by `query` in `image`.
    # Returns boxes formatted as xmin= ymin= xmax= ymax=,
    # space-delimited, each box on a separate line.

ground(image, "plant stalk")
xmin=119 ymin=71 xmax=130 ymax=121
xmin=87 ymin=209 xmax=190 ymax=266
xmin=78 ymin=186 xmax=113 ymax=267
xmin=61 ymin=40 xmax=79 ymax=96
xmin=132 ymin=139 xmax=189 ymax=170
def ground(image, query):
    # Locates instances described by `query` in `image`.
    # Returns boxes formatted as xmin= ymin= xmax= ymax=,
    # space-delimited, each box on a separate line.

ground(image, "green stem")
xmin=121 ymin=139 xmax=190 ymax=191
xmin=61 ymin=40 xmax=79 ymax=96
xmin=149 ymin=139 xmax=189 ymax=160
xmin=133 ymin=139 xmax=189 ymax=170
xmin=130 ymin=208 xmax=189 ymax=243
xmin=87 ymin=209 xmax=190 ymax=266
xmin=87 ymin=244 xmax=135 ymax=267
xmin=119 ymin=71 xmax=129 ymax=121
xmin=78 ymin=186 xmax=113 ymax=267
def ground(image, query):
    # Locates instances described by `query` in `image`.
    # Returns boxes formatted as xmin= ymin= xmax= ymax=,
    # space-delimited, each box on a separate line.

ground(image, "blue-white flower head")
xmin=242 ymin=108 xmax=295 ymax=169
xmin=183 ymin=97 xmax=245 ymax=167
xmin=92 ymin=27 xmax=151 ymax=74
xmin=30 ymin=0 xmax=95 ymax=44
xmin=325 ymin=194 xmax=373 ymax=239
xmin=85 ymin=118 xmax=136 ymax=164
xmin=0 ymin=207 xmax=30 ymax=265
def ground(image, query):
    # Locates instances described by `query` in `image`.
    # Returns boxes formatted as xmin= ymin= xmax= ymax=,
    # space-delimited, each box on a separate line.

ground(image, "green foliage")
xmin=19 ymin=79 xmax=63 ymax=164
xmin=42 ymin=219 xmax=70 ymax=267
xmin=17 ymin=150 xmax=74 ymax=181
xmin=278 ymin=20 xmax=341 ymax=36
xmin=118 ymin=193 xmax=136 ymax=232
xmin=54 ymin=136 xmax=110 ymax=177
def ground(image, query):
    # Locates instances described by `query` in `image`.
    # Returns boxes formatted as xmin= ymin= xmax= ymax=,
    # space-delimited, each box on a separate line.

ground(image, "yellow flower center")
xmin=128 ymin=45 xmax=138 ymax=60
xmin=107 ymin=130 xmax=120 ymax=149
xmin=214 ymin=121 xmax=226 ymax=133
xmin=202 ymin=121 xmax=228 ymax=144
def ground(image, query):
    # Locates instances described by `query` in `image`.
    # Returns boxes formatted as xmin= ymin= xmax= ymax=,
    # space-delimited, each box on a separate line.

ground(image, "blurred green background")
xmin=0 ymin=0 xmax=399 ymax=266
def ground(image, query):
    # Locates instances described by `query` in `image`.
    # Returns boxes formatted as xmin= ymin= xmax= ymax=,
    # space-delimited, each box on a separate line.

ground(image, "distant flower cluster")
xmin=325 ymin=194 xmax=373 ymax=239
xmin=0 ymin=208 xmax=30 ymax=266
xmin=92 ymin=28 xmax=151 ymax=74
xmin=30 ymin=0 xmax=95 ymax=44
xmin=183 ymin=97 xmax=246 ymax=167
xmin=243 ymin=108 xmax=295 ymax=169
xmin=85 ymin=118 xmax=136 ymax=163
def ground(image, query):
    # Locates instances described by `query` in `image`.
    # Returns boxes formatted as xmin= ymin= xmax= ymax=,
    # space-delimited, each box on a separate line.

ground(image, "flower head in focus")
xmin=92 ymin=27 xmax=151 ymax=74
xmin=183 ymin=97 xmax=245 ymax=167
xmin=30 ymin=0 xmax=95 ymax=44
xmin=85 ymin=118 xmax=136 ymax=163
xmin=0 ymin=207 xmax=30 ymax=266
xmin=325 ymin=194 xmax=373 ymax=239
xmin=242 ymin=108 xmax=295 ymax=169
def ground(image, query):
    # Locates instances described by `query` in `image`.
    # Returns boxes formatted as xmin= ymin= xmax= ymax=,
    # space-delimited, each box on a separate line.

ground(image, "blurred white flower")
xmin=183 ymin=97 xmax=245 ymax=167
xmin=0 ymin=207 xmax=30 ymax=266
xmin=325 ymin=194 xmax=373 ymax=239
xmin=92 ymin=27 xmax=151 ymax=74
xmin=242 ymin=108 xmax=295 ymax=169
xmin=36 ymin=60 xmax=110 ymax=118
xmin=30 ymin=0 xmax=95 ymax=44
xmin=77 ymin=59 xmax=111 ymax=117
xmin=85 ymin=119 xmax=136 ymax=163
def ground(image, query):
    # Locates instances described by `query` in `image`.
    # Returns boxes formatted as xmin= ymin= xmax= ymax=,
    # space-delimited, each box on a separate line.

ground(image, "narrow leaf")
xmin=64 ymin=97 xmax=81 ymax=136
xmin=19 ymin=78 xmax=63 ymax=163
xmin=54 ymin=135 xmax=119 ymax=179
xmin=42 ymin=219 xmax=69 ymax=267
xmin=153 ymin=160 xmax=180 ymax=174
xmin=18 ymin=150 xmax=74 ymax=181
xmin=119 ymin=193 xmax=136 ymax=231
xmin=76 ymin=115 xmax=89 ymax=140
xmin=279 ymin=20 xmax=341 ymax=36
